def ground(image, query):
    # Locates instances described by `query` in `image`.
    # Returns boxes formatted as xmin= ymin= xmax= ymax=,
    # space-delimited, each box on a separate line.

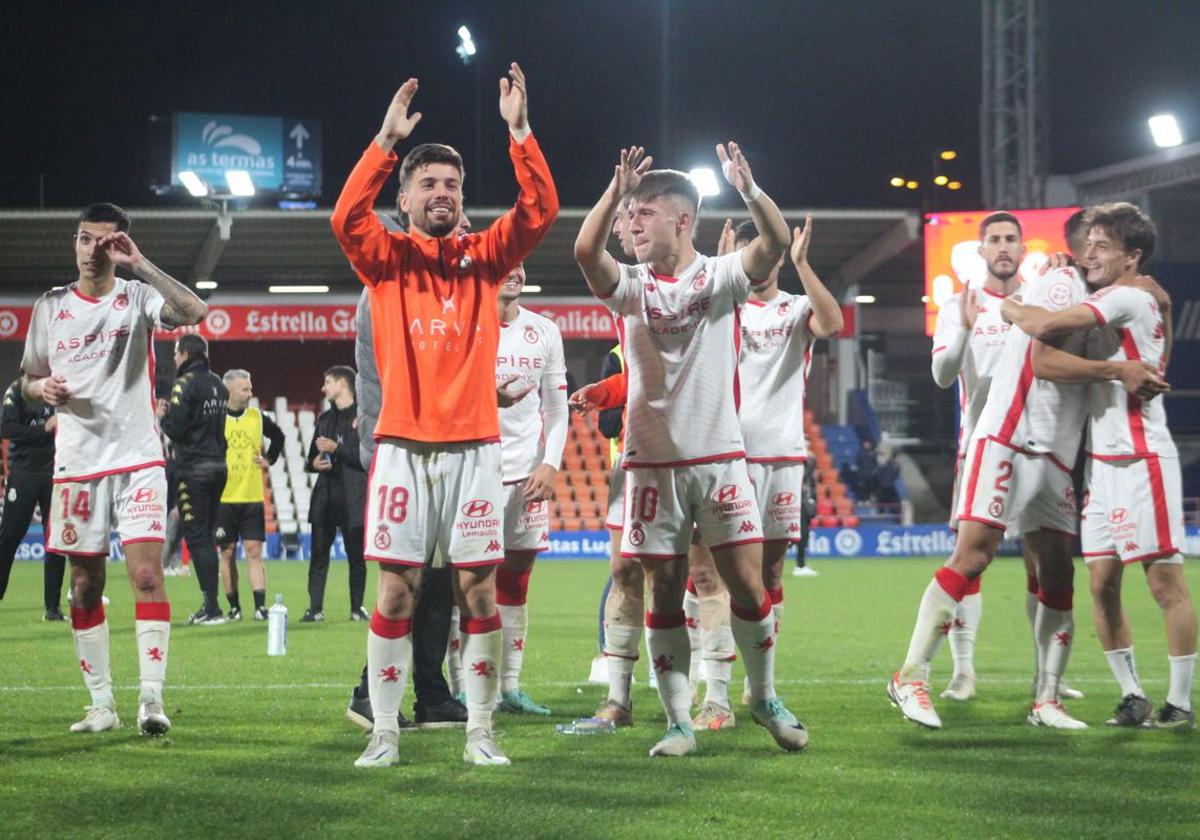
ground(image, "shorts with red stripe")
xmin=955 ymin=436 xmax=1077 ymax=536
xmin=605 ymin=453 xmax=625 ymax=531
xmin=949 ymin=453 xmax=1023 ymax=540
xmin=621 ymin=459 xmax=763 ymax=559
xmin=48 ymin=466 xmax=168 ymax=556
xmin=1081 ymin=455 xmax=1184 ymax=566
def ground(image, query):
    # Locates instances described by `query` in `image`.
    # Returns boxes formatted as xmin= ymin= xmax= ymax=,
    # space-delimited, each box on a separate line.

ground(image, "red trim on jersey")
xmin=146 ymin=329 xmax=158 ymax=419
xmin=996 ymin=345 xmax=1035 ymax=442
xmin=1144 ymin=455 xmax=1174 ymax=561
xmin=135 ymin=601 xmax=172 ymax=621
xmin=622 ymin=450 xmax=746 ymax=469
xmin=980 ymin=286 xmax=1007 ymax=300
xmin=983 ymin=434 xmax=1071 ymax=475
xmin=649 ymin=270 xmax=680 ymax=284
xmin=606 ymin=523 xmax=623 ymax=531
xmin=732 ymin=306 xmax=743 ymax=413
xmin=122 ymin=537 xmax=165 ymax=547
xmin=72 ymin=287 xmax=103 ymax=304
xmin=931 ymin=346 xmax=947 ymax=355
xmin=52 ymin=460 xmax=166 ymax=484
xmin=1121 ymin=547 xmax=1180 ymax=565
xmin=959 ymin=438 xmax=988 ymax=523
xmin=1118 ymin=329 xmax=1151 ymax=456
xmin=1082 ymin=302 xmax=1106 ymax=325
xmin=746 ymin=456 xmax=808 ymax=464
xmin=744 ymin=299 xmax=766 ymax=308
xmin=1086 ymin=451 xmax=1157 ymax=461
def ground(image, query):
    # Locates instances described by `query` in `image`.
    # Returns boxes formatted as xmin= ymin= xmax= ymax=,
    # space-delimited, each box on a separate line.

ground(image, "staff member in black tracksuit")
xmin=161 ymin=334 xmax=229 ymax=624
xmin=0 ymin=380 xmax=67 ymax=620
xmin=303 ymin=365 xmax=367 ymax=622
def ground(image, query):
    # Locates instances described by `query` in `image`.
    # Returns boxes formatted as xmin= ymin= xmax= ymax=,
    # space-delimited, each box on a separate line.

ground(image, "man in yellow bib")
xmin=216 ymin=370 xmax=285 ymax=620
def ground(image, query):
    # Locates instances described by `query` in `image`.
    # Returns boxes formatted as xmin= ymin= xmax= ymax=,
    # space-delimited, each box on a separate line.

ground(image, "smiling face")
xmin=75 ymin=221 xmax=118 ymax=281
xmin=1083 ymin=226 xmax=1139 ymax=288
xmin=499 ymin=264 xmax=526 ymax=303
xmin=977 ymin=221 xmax=1025 ymax=282
xmin=400 ymin=162 xmax=463 ymax=238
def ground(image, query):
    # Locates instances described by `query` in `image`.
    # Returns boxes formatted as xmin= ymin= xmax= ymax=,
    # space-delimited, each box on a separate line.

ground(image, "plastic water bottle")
xmin=267 ymin=594 xmax=288 ymax=656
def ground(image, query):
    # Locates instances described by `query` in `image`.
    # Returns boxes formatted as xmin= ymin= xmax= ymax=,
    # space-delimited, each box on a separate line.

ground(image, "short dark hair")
xmin=324 ymin=365 xmax=356 ymax=394
xmin=733 ymin=220 xmax=758 ymax=246
xmin=175 ymin=334 xmax=208 ymax=361
xmin=1085 ymin=202 xmax=1156 ymax=268
xmin=630 ymin=170 xmax=701 ymax=216
xmin=398 ymin=143 xmax=464 ymax=190
xmin=78 ymin=202 xmax=130 ymax=233
xmin=1063 ymin=208 xmax=1089 ymax=244
xmin=979 ymin=211 xmax=1022 ymax=240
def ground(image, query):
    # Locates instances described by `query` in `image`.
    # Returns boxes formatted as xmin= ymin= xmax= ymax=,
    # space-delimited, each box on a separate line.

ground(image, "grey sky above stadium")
xmin=3 ymin=0 xmax=1198 ymax=210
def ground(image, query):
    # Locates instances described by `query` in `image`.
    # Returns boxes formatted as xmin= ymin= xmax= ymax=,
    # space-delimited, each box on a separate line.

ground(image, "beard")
xmin=987 ymin=260 xmax=1019 ymax=281
xmin=419 ymin=202 xmax=458 ymax=237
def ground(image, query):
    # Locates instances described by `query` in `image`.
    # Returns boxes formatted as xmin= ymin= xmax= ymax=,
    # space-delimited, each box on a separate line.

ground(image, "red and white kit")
xmin=1080 ymin=284 xmax=1183 ymax=564
xmin=956 ymin=268 xmax=1089 ymax=534
xmin=598 ymin=252 xmax=763 ymax=557
xmin=496 ymin=306 xmax=568 ymax=551
xmin=739 ymin=291 xmax=815 ymax=541
xmin=21 ymin=279 xmax=169 ymax=553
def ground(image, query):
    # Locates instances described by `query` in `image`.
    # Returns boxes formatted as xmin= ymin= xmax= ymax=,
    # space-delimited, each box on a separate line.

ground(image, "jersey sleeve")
xmin=139 ymin=283 xmax=167 ymax=327
xmin=330 ymin=142 xmax=411 ymax=287
xmin=792 ymin=295 xmax=816 ymax=340
xmin=930 ymin=295 xmax=967 ymax=388
xmin=477 ymin=134 xmax=560 ymax=281
xmin=599 ymin=263 xmax=643 ymax=315
xmin=1083 ymin=285 xmax=1140 ymax=328
xmin=712 ymin=250 xmax=754 ymax=304
xmin=539 ymin=324 xmax=569 ymax=469
xmin=20 ymin=297 xmax=52 ymax=378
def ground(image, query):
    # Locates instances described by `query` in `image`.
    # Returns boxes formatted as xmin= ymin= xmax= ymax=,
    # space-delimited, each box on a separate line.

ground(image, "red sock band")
xmin=461 ymin=613 xmax=502 ymax=634
xmin=685 ymin=577 xmax=698 ymax=595
xmin=1026 ymin=574 xmax=1040 ymax=596
xmin=965 ymin=576 xmax=982 ymax=596
xmin=1037 ymin=587 xmax=1074 ymax=611
xmin=494 ymin=566 xmax=532 ymax=606
xmin=71 ymin=604 xmax=106 ymax=630
xmin=730 ymin=594 xmax=773 ymax=622
xmin=370 ymin=611 xmax=412 ymax=639
xmin=934 ymin=567 xmax=972 ymax=602
xmin=768 ymin=587 xmax=784 ymax=606
xmin=645 ymin=610 xmax=686 ymax=629
xmin=135 ymin=601 xmax=171 ymax=621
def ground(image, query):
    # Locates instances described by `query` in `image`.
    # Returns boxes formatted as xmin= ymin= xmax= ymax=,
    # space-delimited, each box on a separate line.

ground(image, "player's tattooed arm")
xmin=576 ymin=147 xmax=651 ymax=298
xmin=96 ymin=232 xmax=207 ymax=326
xmin=1001 ymin=298 xmax=1097 ymax=340
xmin=717 ymin=142 xmax=787 ymax=282
xmin=789 ymin=214 xmax=843 ymax=338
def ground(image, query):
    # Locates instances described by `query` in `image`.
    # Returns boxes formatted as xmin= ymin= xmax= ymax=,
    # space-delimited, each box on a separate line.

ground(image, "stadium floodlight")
xmin=268 ymin=285 xmax=330 ymax=294
xmin=688 ymin=167 xmax=720 ymax=197
xmin=196 ymin=280 xmax=218 ymax=290
xmin=939 ymin=150 xmax=958 ymax=161
xmin=947 ymin=180 xmax=963 ymax=191
xmin=889 ymin=176 xmax=905 ymax=188
xmin=1148 ymin=114 xmax=1183 ymax=148
xmin=178 ymin=170 xmax=208 ymax=197
xmin=456 ymin=25 xmax=477 ymax=62
xmin=905 ymin=180 xmax=919 ymax=190
xmin=226 ymin=170 xmax=256 ymax=197
xmin=855 ymin=294 xmax=876 ymax=304
xmin=934 ymin=175 xmax=949 ymax=186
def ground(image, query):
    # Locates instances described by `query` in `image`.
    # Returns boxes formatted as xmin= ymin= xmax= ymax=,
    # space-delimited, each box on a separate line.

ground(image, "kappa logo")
xmin=738 ymin=520 xmax=757 ymax=534
xmin=714 ymin=484 xmax=741 ymax=503
xmin=523 ymin=326 xmax=539 ymax=344
xmin=113 ymin=293 xmax=129 ymax=311
xmin=133 ymin=487 xmax=158 ymax=503
xmin=373 ymin=526 xmax=392 ymax=551
xmin=485 ymin=539 xmax=502 ymax=553
xmin=461 ymin=499 xmax=494 ymax=518
xmin=1109 ymin=508 xmax=1128 ymax=524
xmin=55 ymin=309 xmax=76 ymax=321
xmin=539 ymin=531 xmax=549 ymax=542
xmin=378 ymin=665 xmax=400 ymax=683
xmin=773 ymin=491 xmax=796 ymax=506
xmin=61 ymin=522 xmax=78 ymax=546
xmin=788 ymin=523 xmax=801 ymax=533
xmin=150 ymin=521 xmax=164 ymax=532
xmin=1123 ymin=541 xmax=1139 ymax=553
xmin=628 ymin=524 xmax=645 ymax=547
xmin=470 ymin=660 xmax=495 ymax=678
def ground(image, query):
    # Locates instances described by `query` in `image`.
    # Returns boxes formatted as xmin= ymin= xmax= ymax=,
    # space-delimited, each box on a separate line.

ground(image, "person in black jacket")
xmin=161 ymin=334 xmax=229 ymax=625
xmin=0 ymin=380 xmax=67 ymax=619
xmin=303 ymin=365 xmax=367 ymax=622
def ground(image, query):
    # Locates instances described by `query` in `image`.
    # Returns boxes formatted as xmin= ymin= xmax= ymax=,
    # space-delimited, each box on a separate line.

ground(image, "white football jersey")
xmin=969 ymin=267 xmax=1089 ymax=467
xmin=932 ymin=288 xmax=1018 ymax=457
xmin=1083 ymin=284 xmax=1176 ymax=459
xmin=21 ymin=278 xmax=167 ymax=481
xmin=738 ymin=291 xmax=814 ymax=461
xmin=600 ymin=251 xmax=754 ymax=467
xmin=496 ymin=306 xmax=568 ymax=482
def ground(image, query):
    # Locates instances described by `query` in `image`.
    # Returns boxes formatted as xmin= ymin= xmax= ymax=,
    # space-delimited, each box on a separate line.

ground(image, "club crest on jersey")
xmin=777 ymin=302 xmax=790 ymax=316
xmin=113 ymin=293 xmax=129 ymax=311
xmin=61 ymin=522 xmax=78 ymax=546
xmin=523 ymin=326 xmax=539 ymax=344
xmin=1047 ymin=280 xmax=1073 ymax=308
xmin=692 ymin=270 xmax=707 ymax=291
xmin=373 ymin=526 xmax=392 ymax=550
xmin=988 ymin=498 xmax=1004 ymax=519
xmin=627 ymin=523 xmax=645 ymax=547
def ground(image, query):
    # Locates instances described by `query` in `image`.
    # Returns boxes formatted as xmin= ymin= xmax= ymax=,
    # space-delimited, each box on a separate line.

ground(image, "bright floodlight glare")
xmin=226 ymin=170 xmax=256 ymax=197
xmin=889 ymin=176 xmax=905 ymax=188
xmin=947 ymin=180 xmax=963 ymax=190
xmin=854 ymin=295 xmax=876 ymax=304
xmin=688 ymin=167 xmax=720 ymax=197
xmin=905 ymin=180 xmax=919 ymax=190
xmin=178 ymin=170 xmax=208 ymax=197
xmin=940 ymin=150 xmax=958 ymax=161
xmin=456 ymin=25 xmax=476 ymax=59
xmin=934 ymin=175 xmax=949 ymax=186
xmin=523 ymin=284 xmax=543 ymax=293
xmin=269 ymin=285 xmax=330 ymax=294
xmin=1148 ymin=114 xmax=1183 ymax=148
xmin=195 ymin=280 xmax=218 ymax=290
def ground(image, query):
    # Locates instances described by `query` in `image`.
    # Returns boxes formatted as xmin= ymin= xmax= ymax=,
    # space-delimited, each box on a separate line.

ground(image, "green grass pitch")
xmin=1 ymin=557 xmax=1196 ymax=839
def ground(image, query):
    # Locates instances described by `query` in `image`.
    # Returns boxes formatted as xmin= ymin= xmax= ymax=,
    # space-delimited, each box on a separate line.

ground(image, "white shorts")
xmin=606 ymin=453 xmax=626 ymax=531
xmin=747 ymin=460 xmax=806 ymax=542
xmin=48 ymin=466 xmax=168 ymax=556
xmin=955 ymin=436 xmax=1077 ymax=536
xmin=365 ymin=439 xmax=505 ymax=568
xmin=1081 ymin=456 xmax=1184 ymax=566
xmin=949 ymin=453 xmax=1023 ymax=540
xmin=621 ymin=459 xmax=763 ymax=559
xmin=503 ymin=481 xmax=550 ymax=552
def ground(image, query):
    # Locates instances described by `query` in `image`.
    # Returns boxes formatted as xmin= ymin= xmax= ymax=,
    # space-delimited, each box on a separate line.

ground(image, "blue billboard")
xmin=171 ymin=112 xmax=321 ymax=196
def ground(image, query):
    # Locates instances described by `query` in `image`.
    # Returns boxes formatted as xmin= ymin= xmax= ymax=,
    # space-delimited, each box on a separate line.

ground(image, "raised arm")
xmin=789 ymin=215 xmax=842 ymax=338
xmin=717 ymin=143 xmax=788 ymax=282
xmin=575 ymin=147 xmax=651 ymax=298
xmin=96 ymin=232 xmax=207 ymax=327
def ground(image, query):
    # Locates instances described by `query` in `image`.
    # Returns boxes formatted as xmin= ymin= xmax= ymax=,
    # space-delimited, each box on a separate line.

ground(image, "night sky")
xmin=4 ymin=0 xmax=1198 ymax=212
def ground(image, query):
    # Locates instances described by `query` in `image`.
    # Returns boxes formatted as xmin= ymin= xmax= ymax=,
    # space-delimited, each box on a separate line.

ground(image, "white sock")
xmin=1167 ymin=653 xmax=1196 ymax=711
xmin=1025 ymin=588 xmax=1040 ymax=677
xmin=367 ymin=620 xmax=413 ymax=735
xmin=1034 ymin=601 xmax=1074 ymax=703
xmin=446 ymin=606 xmax=464 ymax=697
xmin=703 ymin=659 xmax=733 ymax=707
xmin=498 ymin=603 xmax=527 ymax=695
xmin=701 ymin=607 xmax=736 ymax=709
xmin=461 ymin=617 xmax=502 ymax=731
xmin=683 ymin=588 xmax=701 ymax=692
xmin=730 ymin=597 xmax=776 ymax=704
xmin=603 ymin=622 xmax=641 ymax=708
xmin=72 ymin=612 xmax=113 ymax=708
xmin=645 ymin=613 xmax=692 ymax=726
xmin=900 ymin=578 xmax=959 ymax=681
xmin=1103 ymin=647 xmax=1145 ymax=698
xmin=135 ymin=618 xmax=170 ymax=703
xmin=949 ymin=592 xmax=981 ymax=678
